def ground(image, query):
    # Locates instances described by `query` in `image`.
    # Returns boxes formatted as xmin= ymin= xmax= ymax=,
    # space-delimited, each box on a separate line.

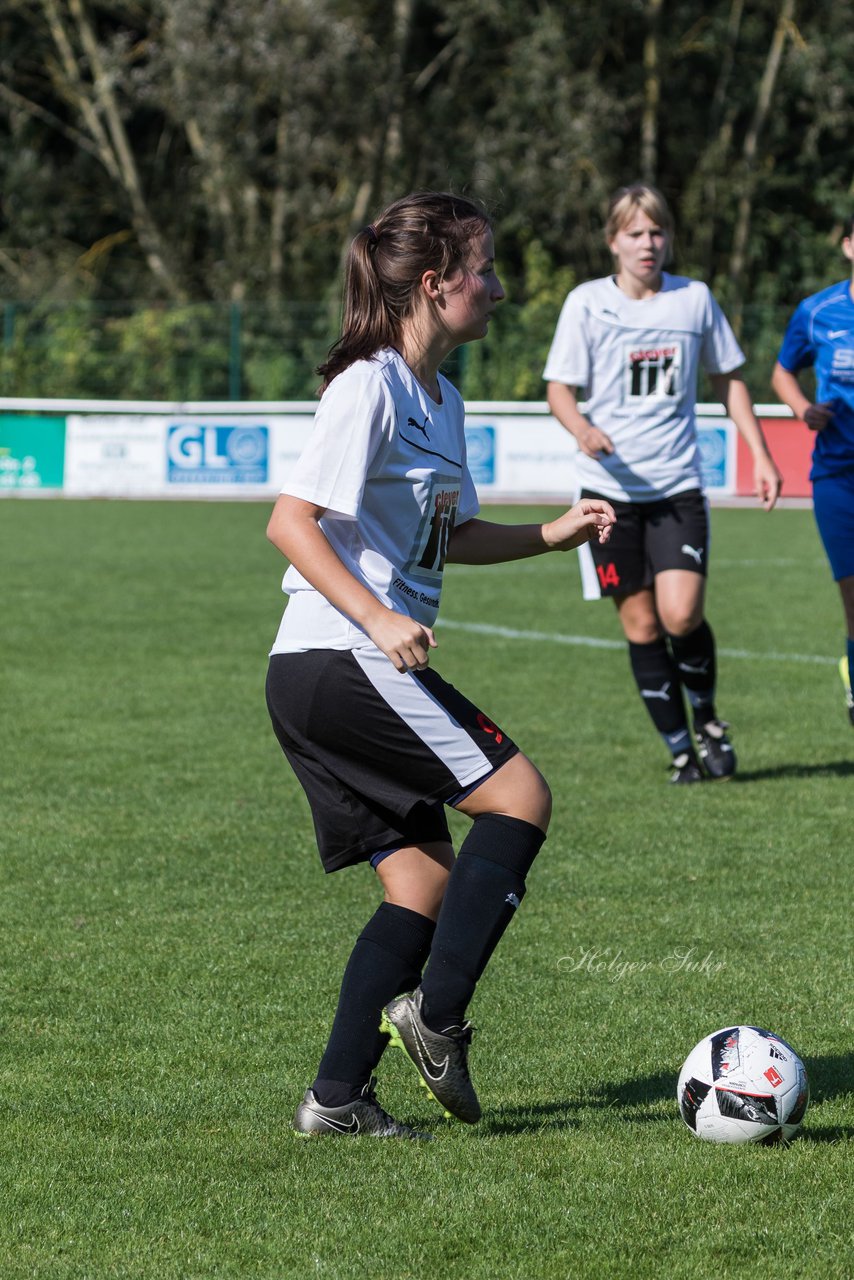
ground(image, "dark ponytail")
xmin=317 ymin=191 xmax=490 ymax=392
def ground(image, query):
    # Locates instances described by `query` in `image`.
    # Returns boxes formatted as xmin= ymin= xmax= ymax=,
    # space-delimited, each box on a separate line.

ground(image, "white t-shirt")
xmin=270 ymin=348 xmax=480 ymax=654
xmin=543 ymin=273 xmax=745 ymax=501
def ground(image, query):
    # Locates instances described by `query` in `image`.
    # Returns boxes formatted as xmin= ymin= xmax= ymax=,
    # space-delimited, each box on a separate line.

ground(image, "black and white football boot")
xmin=669 ymin=750 xmax=705 ymax=784
xmin=381 ymin=987 xmax=481 ymax=1124
xmin=293 ymin=1076 xmax=434 ymax=1139
xmin=694 ymin=718 xmax=736 ymax=779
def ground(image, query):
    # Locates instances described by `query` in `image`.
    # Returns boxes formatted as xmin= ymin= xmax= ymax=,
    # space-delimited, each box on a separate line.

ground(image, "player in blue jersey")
xmin=772 ymin=215 xmax=854 ymax=725
xmin=265 ymin=191 xmax=615 ymax=1139
xmin=545 ymin=183 xmax=782 ymax=783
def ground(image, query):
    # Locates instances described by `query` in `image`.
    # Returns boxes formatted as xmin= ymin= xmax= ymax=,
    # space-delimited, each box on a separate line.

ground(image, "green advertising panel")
xmin=0 ymin=415 xmax=66 ymax=490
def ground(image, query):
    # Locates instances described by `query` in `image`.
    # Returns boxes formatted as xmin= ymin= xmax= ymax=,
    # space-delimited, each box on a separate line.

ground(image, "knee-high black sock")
xmin=313 ymin=902 xmax=435 ymax=1105
xmin=668 ymin=620 xmax=717 ymax=726
xmin=419 ymin=814 xmax=545 ymax=1032
xmin=627 ymin=637 xmax=691 ymax=757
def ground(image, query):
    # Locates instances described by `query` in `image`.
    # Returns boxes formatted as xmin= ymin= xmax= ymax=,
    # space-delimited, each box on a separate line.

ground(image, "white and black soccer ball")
xmin=677 ymin=1025 xmax=809 ymax=1144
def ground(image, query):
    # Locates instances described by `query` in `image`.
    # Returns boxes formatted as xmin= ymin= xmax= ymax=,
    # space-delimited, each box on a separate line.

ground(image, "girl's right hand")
xmin=366 ymin=609 xmax=438 ymax=673
xmin=577 ymin=424 xmax=615 ymax=457
xmin=544 ymin=498 xmax=617 ymax=550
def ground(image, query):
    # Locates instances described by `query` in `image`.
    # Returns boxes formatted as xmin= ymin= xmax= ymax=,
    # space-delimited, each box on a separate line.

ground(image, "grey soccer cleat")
xmin=292 ymin=1076 xmax=434 ymax=1140
xmin=694 ymin=719 xmax=736 ymax=779
xmin=669 ymin=750 xmax=705 ymax=784
xmin=380 ymin=987 xmax=481 ymax=1124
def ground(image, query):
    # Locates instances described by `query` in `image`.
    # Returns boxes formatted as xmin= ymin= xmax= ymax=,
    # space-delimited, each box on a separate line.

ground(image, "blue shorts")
xmin=813 ymin=470 xmax=854 ymax=581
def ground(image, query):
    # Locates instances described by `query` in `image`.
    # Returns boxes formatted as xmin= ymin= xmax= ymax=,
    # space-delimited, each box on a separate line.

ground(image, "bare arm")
xmin=709 ymin=371 xmax=782 ymax=510
xmin=266 ymin=493 xmax=436 ymax=672
xmin=546 ymin=381 xmax=615 ymax=458
xmin=771 ymin=361 xmax=834 ymax=432
xmin=446 ymin=498 xmax=616 ymax=565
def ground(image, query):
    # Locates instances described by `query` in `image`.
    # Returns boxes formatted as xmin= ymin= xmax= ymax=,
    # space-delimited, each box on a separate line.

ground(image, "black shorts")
xmin=266 ymin=648 xmax=519 ymax=873
xmin=580 ymin=488 xmax=709 ymax=598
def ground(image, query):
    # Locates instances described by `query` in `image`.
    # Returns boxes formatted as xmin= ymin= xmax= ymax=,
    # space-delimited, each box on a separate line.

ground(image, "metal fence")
xmin=0 ymin=300 xmax=337 ymax=403
xmin=0 ymin=299 xmax=796 ymax=404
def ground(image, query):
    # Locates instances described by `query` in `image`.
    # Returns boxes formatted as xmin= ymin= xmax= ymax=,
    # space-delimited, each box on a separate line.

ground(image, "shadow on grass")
xmin=806 ymin=1051 xmax=854 ymax=1104
xmin=734 ymin=760 xmax=854 ymax=781
xmin=483 ymin=1070 xmax=674 ymax=1135
xmin=799 ymin=1127 xmax=853 ymax=1143
xmin=482 ymin=1100 xmax=574 ymax=1134
xmin=782 ymin=1051 xmax=854 ymax=1144
xmin=481 ymin=1053 xmax=853 ymax=1137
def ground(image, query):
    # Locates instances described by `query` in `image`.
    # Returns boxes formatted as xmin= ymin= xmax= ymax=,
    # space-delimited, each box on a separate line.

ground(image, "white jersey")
xmin=543 ymin=273 xmax=745 ymax=501
xmin=270 ymin=348 xmax=479 ymax=654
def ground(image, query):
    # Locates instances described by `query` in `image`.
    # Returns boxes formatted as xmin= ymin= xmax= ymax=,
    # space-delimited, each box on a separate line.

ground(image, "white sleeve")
xmin=700 ymin=288 xmax=746 ymax=375
xmin=450 ymin=382 xmax=480 ymax=524
xmin=280 ymin=365 xmax=389 ymax=519
xmin=542 ymin=288 xmax=592 ymax=391
xmin=459 ymin=457 xmax=480 ymax=525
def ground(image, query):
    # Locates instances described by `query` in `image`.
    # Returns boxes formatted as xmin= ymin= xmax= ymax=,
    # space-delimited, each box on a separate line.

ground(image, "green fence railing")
xmin=0 ymin=299 xmax=798 ymax=404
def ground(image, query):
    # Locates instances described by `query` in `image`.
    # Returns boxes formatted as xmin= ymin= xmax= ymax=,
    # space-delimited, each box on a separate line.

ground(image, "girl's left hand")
xmin=544 ymin=498 xmax=617 ymax=551
xmin=754 ymin=454 xmax=783 ymax=511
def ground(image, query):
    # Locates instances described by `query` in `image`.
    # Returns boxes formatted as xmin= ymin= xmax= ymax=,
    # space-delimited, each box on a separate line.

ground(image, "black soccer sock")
xmin=667 ymin=621 xmax=717 ymax=726
xmin=419 ymin=814 xmax=546 ymax=1032
xmin=312 ymin=902 xmax=435 ymax=1106
xmin=627 ymin=637 xmax=692 ymax=757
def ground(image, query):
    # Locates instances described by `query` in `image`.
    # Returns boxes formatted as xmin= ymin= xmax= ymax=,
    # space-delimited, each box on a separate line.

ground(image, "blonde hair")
xmin=605 ymin=183 xmax=674 ymax=244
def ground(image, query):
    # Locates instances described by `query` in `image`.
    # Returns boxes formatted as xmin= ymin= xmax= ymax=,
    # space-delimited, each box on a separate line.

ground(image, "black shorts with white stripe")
xmin=579 ymin=487 xmax=709 ymax=597
xmin=265 ymin=647 xmax=519 ymax=872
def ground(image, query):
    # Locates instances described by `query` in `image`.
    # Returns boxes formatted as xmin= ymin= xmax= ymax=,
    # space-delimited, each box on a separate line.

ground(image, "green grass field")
xmin=1 ymin=499 xmax=852 ymax=1279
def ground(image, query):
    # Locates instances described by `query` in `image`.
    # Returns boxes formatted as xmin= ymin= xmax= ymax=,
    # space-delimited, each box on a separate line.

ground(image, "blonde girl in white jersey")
xmin=266 ymin=191 xmax=615 ymax=1138
xmin=545 ymin=183 xmax=781 ymax=783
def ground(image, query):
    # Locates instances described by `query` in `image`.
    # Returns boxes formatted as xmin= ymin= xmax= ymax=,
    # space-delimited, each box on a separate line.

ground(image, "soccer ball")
xmin=677 ymin=1025 xmax=809 ymax=1144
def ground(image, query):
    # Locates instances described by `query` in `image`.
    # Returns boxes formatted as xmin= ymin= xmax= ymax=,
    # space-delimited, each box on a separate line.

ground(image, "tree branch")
xmin=66 ymin=0 xmax=185 ymax=298
xmin=40 ymin=0 xmax=122 ymax=182
xmin=728 ymin=0 xmax=796 ymax=316
xmin=641 ymin=0 xmax=664 ymax=184
xmin=0 ymin=80 xmax=103 ymax=162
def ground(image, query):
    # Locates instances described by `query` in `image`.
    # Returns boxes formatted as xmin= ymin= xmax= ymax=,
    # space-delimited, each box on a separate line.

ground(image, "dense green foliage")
xmin=1 ymin=2 xmax=852 ymax=397
xmin=1 ymin=499 xmax=852 ymax=1277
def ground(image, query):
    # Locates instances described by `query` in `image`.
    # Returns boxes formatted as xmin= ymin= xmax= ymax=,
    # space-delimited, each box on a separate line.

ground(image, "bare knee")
xmin=386 ymin=875 xmax=448 ymax=922
xmin=375 ymin=843 xmax=453 ymax=921
xmin=660 ymin=606 xmax=704 ymax=637
xmin=524 ymin=765 xmax=553 ymax=830
xmin=655 ymin=572 xmax=706 ymax=636
xmin=615 ymin=592 xmax=661 ymax=645
xmin=456 ymin=753 xmax=552 ymax=833
xmin=622 ymin=619 xmax=663 ymax=644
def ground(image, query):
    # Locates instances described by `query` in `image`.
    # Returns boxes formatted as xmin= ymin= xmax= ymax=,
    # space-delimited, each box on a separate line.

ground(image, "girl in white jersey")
xmin=544 ymin=183 xmax=781 ymax=783
xmin=266 ymin=191 xmax=615 ymax=1138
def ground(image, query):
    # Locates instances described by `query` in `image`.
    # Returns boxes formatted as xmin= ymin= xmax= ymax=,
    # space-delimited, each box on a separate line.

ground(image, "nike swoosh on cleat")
xmin=410 ymin=1012 xmax=450 ymax=1082
xmin=318 ymin=1113 xmax=360 ymax=1134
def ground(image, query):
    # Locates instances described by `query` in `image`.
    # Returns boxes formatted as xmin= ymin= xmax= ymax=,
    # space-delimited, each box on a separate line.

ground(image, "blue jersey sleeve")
xmin=777 ymin=301 xmax=815 ymax=373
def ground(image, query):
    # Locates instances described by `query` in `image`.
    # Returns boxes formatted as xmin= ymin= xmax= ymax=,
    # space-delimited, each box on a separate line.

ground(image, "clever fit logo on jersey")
xmin=166 ymin=424 xmax=269 ymax=484
xmin=623 ymin=341 xmax=683 ymax=401
xmin=404 ymin=477 xmax=460 ymax=584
